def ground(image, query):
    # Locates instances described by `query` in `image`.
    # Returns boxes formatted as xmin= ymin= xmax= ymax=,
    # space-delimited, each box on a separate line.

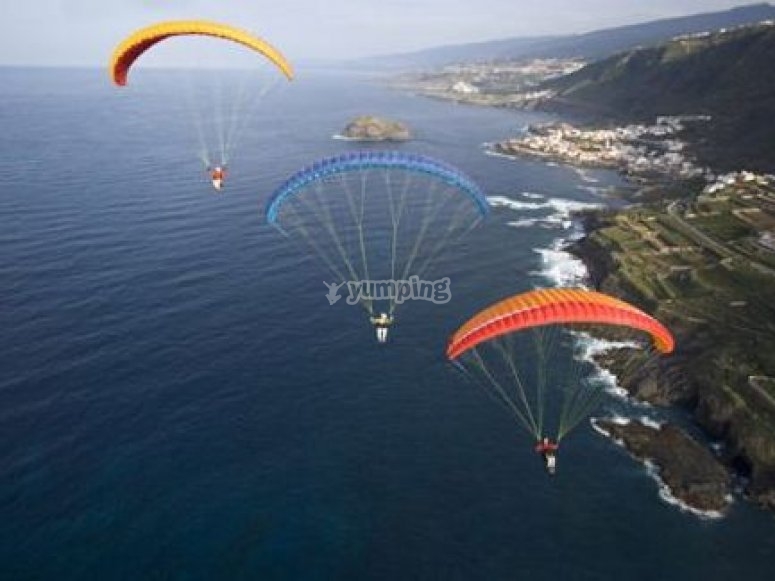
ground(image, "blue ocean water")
xmin=2 ymin=67 xmax=775 ymax=580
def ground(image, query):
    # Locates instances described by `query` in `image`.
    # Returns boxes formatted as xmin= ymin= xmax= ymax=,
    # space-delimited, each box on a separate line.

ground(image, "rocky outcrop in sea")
xmin=338 ymin=116 xmax=411 ymax=142
xmin=594 ymin=418 xmax=731 ymax=515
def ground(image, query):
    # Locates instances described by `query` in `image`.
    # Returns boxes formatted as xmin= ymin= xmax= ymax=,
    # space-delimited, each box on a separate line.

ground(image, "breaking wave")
xmin=531 ymin=237 xmax=588 ymax=287
xmin=489 ymin=194 xmax=602 ymax=230
xmin=645 ymin=460 xmax=727 ymax=520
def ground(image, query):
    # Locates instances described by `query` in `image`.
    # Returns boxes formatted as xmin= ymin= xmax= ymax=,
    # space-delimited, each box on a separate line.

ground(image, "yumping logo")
xmin=323 ymin=276 xmax=451 ymax=305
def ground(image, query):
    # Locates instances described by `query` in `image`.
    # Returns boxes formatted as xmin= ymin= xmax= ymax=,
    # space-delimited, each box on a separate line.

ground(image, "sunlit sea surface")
xmin=2 ymin=67 xmax=775 ymax=580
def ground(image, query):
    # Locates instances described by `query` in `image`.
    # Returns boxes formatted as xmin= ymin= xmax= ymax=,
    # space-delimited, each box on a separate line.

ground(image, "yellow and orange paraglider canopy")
xmin=109 ymin=20 xmax=294 ymax=86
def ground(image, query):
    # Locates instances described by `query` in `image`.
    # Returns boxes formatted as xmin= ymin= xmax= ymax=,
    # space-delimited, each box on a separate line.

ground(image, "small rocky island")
xmin=339 ymin=115 xmax=411 ymax=142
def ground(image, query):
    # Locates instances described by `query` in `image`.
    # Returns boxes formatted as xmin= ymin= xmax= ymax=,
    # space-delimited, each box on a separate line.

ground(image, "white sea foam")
xmin=590 ymin=417 xmax=611 ymax=436
xmin=590 ymin=415 xmax=629 ymax=444
xmin=644 ymin=460 xmax=727 ymax=520
xmin=591 ymin=366 xmax=629 ymax=399
xmin=521 ymin=192 xmax=546 ymax=200
xmin=571 ymin=332 xmax=648 ymax=401
xmin=543 ymin=198 xmax=601 ymax=229
xmin=639 ymin=415 xmax=663 ymax=430
xmin=483 ymin=148 xmax=520 ymax=161
xmin=487 ymin=196 xmax=546 ymax=211
xmin=574 ymin=332 xmax=642 ymax=361
xmin=506 ymin=212 xmax=572 ymax=229
xmin=492 ymin=194 xmax=602 ymax=286
xmin=531 ymin=237 xmax=588 ymax=287
xmin=507 ymin=218 xmax=543 ymax=229
xmin=609 ymin=414 xmax=631 ymax=426
xmin=489 ymin=194 xmax=602 ymax=230
xmin=523 ymin=215 xmax=573 ymax=229
xmin=576 ymin=184 xmax=609 ymax=196
xmin=525 ymin=217 xmax=571 ymax=230
xmin=544 ymin=197 xmax=603 ymax=217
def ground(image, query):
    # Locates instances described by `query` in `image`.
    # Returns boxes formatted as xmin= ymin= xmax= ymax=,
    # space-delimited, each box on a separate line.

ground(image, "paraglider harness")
xmin=370 ymin=314 xmax=394 ymax=343
xmin=535 ymin=438 xmax=559 ymax=474
xmin=370 ymin=314 xmax=393 ymax=329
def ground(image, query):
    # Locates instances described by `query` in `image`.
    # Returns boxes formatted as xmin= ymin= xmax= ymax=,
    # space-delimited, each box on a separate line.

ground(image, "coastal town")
xmin=491 ymin=117 xmax=710 ymax=180
xmin=389 ymin=58 xmax=582 ymax=107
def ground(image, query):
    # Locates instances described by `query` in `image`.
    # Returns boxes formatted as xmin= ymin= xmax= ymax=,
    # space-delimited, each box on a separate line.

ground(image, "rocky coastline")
xmin=593 ymin=418 xmax=731 ymax=515
xmin=387 ymin=31 xmax=775 ymax=517
xmin=569 ymin=210 xmax=775 ymax=513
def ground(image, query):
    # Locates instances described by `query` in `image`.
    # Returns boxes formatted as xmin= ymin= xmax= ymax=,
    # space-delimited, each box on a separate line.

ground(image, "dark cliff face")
xmin=693 ymin=373 xmax=775 ymax=511
xmin=568 ymin=237 xmax=614 ymax=290
xmin=571 ymin=222 xmax=775 ymax=511
xmin=592 ymin=347 xmax=697 ymax=407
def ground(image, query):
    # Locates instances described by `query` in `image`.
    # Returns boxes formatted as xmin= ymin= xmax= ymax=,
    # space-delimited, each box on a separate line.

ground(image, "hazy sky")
xmin=0 ymin=1 xmax=764 ymax=65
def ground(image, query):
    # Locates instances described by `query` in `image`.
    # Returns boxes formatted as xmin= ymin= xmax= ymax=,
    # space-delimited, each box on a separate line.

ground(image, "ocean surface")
xmin=2 ymin=67 xmax=775 ymax=580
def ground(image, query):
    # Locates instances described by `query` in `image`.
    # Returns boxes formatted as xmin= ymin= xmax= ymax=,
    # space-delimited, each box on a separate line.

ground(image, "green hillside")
xmin=543 ymin=23 xmax=775 ymax=172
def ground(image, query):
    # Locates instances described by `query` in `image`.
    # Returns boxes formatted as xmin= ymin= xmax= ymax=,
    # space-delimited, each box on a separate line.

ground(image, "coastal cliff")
xmin=570 ymin=200 xmax=775 ymax=511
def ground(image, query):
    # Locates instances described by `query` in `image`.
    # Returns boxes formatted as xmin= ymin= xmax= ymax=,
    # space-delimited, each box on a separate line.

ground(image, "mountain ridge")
xmin=357 ymin=3 xmax=775 ymax=69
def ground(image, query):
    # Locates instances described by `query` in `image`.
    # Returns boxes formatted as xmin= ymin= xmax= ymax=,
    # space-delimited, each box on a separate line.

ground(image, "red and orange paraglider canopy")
xmin=447 ymin=288 xmax=674 ymax=360
xmin=446 ymin=288 xmax=675 ymax=447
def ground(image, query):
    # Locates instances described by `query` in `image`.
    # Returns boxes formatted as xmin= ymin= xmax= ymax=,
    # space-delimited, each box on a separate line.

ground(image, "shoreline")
xmin=493 ymin=176 xmax=738 ymax=516
xmin=422 ymin=69 xmax=775 ymax=513
xmin=590 ymin=417 xmax=731 ymax=519
xmin=564 ymin=187 xmax=775 ymax=512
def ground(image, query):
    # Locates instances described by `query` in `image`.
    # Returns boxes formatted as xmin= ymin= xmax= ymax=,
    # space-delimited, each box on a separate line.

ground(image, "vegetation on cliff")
xmin=571 ymin=174 xmax=775 ymax=510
